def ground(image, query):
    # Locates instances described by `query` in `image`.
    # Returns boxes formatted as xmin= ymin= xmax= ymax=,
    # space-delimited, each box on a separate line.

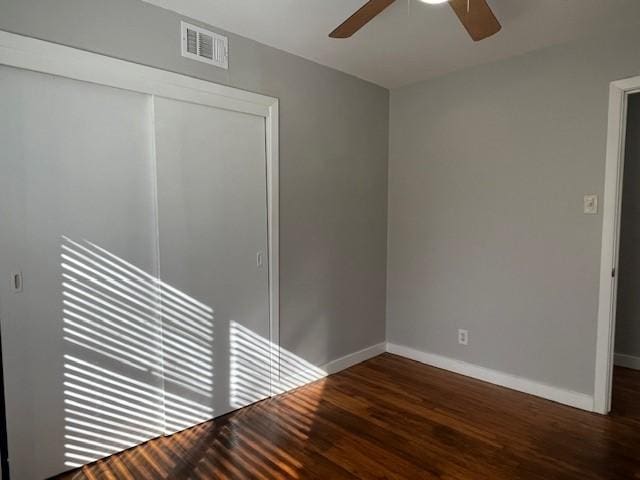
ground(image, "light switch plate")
xmin=584 ymin=195 xmax=598 ymax=215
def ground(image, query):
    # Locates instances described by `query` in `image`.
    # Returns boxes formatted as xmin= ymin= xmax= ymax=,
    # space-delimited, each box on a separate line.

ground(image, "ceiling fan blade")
xmin=329 ymin=0 xmax=397 ymax=38
xmin=449 ymin=0 xmax=501 ymax=42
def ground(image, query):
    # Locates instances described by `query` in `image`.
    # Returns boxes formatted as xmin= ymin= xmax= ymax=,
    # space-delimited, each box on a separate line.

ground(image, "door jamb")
xmin=594 ymin=76 xmax=640 ymax=414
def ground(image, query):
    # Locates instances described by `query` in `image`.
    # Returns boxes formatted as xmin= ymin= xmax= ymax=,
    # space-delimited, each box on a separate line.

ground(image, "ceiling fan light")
xmin=419 ymin=0 xmax=449 ymax=4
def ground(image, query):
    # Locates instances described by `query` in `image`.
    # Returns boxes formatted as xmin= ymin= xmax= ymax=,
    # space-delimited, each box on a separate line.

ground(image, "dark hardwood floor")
xmin=55 ymin=354 xmax=640 ymax=480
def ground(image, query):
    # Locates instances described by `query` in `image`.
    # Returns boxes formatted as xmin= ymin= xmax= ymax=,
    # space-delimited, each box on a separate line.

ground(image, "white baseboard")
xmin=386 ymin=343 xmax=594 ymax=412
xmin=322 ymin=342 xmax=386 ymax=375
xmin=614 ymin=352 xmax=640 ymax=370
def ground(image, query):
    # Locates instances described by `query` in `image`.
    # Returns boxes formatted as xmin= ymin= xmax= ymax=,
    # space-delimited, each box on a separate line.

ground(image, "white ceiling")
xmin=142 ymin=0 xmax=640 ymax=88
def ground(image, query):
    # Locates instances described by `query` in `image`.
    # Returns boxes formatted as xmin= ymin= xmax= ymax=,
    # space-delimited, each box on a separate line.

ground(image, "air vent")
xmin=181 ymin=21 xmax=228 ymax=69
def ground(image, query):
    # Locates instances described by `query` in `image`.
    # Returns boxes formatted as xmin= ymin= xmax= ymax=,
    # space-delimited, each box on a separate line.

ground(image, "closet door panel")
xmin=154 ymin=97 xmax=271 ymax=422
xmin=0 ymin=66 xmax=162 ymax=479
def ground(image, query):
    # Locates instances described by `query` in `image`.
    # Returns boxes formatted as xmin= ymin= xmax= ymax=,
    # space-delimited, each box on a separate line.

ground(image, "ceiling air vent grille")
xmin=181 ymin=21 xmax=228 ymax=69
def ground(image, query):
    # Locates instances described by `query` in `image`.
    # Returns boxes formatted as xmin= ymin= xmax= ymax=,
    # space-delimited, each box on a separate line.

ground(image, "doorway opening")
xmin=595 ymin=77 xmax=640 ymax=414
xmin=610 ymin=93 xmax=640 ymax=418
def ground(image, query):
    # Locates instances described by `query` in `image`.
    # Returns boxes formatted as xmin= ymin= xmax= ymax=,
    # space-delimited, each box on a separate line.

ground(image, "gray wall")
xmin=615 ymin=93 xmax=640 ymax=360
xmin=388 ymin=25 xmax=640 ymax=396
xmin=0 ymin=0 xmax=389 ymax=367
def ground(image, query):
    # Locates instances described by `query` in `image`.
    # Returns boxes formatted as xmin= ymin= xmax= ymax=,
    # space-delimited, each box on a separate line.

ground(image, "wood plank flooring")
xmin=54 ymin=353 xmax=640 ymax=480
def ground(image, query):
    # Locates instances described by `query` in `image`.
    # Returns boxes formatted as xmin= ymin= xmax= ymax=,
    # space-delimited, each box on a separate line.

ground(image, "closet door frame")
xmin=0 ymin=30 xmax=281 ymax=391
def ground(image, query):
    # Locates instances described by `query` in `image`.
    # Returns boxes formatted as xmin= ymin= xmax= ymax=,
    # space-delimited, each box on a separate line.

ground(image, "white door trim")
xmin=0 ymin=29 xmax=280 ymax=389
xmin=594 ymin=76 xmax=640 ymax=414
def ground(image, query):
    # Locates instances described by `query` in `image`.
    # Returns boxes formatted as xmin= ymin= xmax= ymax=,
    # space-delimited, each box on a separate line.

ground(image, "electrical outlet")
xmin=458 ymin=329 xmax=469 ymax=346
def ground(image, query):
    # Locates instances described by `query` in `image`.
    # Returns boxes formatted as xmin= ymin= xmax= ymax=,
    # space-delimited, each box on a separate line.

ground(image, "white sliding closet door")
xmin=153 ymin=97 xmax=271 ymax=420
xmin=0 ymin=66 xmax=163 ymax=479
xmin=0 ymin=62 xmax=274 ymax=480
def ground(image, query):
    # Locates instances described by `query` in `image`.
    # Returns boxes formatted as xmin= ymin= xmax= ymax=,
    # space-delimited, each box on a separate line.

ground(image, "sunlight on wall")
xmin=229 ymin=320 xmax=326 ymax=409
xmin=61 ymin=237 xmax=214 ymax=468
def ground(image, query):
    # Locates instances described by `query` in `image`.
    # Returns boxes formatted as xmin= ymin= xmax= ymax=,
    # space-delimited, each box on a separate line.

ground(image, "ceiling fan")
xmin=329 ymin=0 xmax=501 ymax=42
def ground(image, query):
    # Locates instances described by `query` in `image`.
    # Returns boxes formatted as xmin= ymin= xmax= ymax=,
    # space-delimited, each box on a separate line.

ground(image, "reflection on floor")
xmin=54 ymin=354 xmax=640 ymax=480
